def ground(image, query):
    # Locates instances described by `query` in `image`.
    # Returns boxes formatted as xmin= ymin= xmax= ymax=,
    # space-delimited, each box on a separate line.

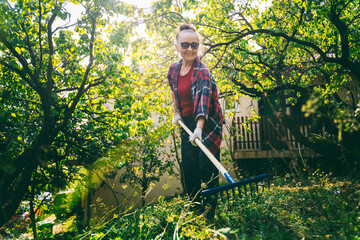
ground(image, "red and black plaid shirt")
xmin=167 ymin=56 xmax=223 ymax=155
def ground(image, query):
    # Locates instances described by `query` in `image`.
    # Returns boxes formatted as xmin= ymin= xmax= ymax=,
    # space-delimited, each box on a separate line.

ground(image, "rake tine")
xmin=204 ymin=174 xmax=269 ymax=203
xmin=262 ymin=179 xmax=266 ymax=192
xmin=259 ymin=181 xmax=263 ymax=193
xmin=236 ymin=187 xmax=240 ymax=199
xmin=225 ymin=191 xmax=229 ymax=202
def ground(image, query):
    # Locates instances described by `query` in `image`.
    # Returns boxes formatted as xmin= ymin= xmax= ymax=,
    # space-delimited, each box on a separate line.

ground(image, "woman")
xmin=167 ymin=24 xmax=223 ymax=220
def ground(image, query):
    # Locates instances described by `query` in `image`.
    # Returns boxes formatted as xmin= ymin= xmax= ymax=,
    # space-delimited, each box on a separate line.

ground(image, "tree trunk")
xmin=172 ymin=129 xmax=185 ymax=193
xmin=29 ymin=198 xmax=38 ymax=240
xmin=0 ymin=150 xmax=39 ymax=227
xmin=84 ymin=167 xmax=93 ymax=227
xmin=280 ymin=114 xmax=342 ymax=159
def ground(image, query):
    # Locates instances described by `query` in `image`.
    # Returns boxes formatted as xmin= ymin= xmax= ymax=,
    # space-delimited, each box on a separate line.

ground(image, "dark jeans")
xmin=180 ymin=115 xmax=219 ymax=212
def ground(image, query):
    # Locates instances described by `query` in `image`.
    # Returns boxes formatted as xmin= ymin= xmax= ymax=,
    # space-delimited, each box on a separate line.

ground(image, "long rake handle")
xmin=178 ymin=120 xmax=236 ymax=184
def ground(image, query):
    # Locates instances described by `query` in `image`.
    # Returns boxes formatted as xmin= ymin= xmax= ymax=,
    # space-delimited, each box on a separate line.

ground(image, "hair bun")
xmin=175 ymin=23 xmax=199 ymax=43
xmin=179 ymin=24 xmax=196 ymax=32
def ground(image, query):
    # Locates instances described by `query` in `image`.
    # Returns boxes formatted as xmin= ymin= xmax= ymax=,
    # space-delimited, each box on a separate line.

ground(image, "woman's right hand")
xmin=172 ymin=113 xmax=182 ymax=126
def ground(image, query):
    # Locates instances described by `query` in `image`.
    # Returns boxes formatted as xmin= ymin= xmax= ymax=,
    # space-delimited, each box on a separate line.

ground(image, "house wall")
xmin=220 ymin=95 xmax=259 ymax=151
xmin=88 ymin=164 xmax=183 ymax=212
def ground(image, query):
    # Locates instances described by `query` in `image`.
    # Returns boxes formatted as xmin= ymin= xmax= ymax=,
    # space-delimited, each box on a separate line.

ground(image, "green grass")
xmin=72 ymin=173 xmax=360 ymax=240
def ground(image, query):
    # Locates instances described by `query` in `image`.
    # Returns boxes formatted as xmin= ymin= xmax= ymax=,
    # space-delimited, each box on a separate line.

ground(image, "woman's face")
xmin=176 ymin=31 xmax=199 ymax=64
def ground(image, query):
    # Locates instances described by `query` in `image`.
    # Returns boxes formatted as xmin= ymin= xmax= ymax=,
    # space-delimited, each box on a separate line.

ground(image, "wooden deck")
xmin=232 ymin=115 xmax=320 ymax=159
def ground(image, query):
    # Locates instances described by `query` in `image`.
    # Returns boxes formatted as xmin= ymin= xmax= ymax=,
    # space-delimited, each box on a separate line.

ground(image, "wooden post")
xmin=232 ymin=119 xmax=238 ymax=151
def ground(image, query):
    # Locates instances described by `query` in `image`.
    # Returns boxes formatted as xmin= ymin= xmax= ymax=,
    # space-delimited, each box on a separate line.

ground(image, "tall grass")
xmin=72 ymin=172 xmax=359 ymax=240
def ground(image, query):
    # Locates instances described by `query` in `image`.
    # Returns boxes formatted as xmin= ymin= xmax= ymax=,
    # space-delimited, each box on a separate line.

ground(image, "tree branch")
xmin=63 ymin=14 xmax=97 ymax=126
xmin=38 ymin=0 xmax=43 ymax=77
xmin=0 ymin=60 xmax=31 ymax=85
xmin=0 ymin=31 xmax=34 ymax=79
xmin=329 ymin=1 xmax=349 ymax=62
xmin=204 ymin=28 xmax=346 ymax=66
xmin=83 ymin=75 xmax=108 ymax=93
xmin=267 ymin=83 xmax=308 ymax=96
xmin=230 ymin=77 xmax=262 ymax=98
xmin=46 ymin=10 xmax=57 ymax=92
xmin=20 ymin=22 xmax=37 ymax=70
xmin=56 ymin=87 xmax=80 ymax=93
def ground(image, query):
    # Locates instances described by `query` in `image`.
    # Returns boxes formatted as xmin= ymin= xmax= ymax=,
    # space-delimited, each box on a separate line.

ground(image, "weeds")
xmin=74 ymin=173 xmax=359 ymax=240
xmin=4 ymin=174 xmax=359 ymax=239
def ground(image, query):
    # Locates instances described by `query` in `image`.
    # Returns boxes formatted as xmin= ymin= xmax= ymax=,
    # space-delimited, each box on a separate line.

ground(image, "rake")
xmin=178 ymin=120 xmax=270 ymax=202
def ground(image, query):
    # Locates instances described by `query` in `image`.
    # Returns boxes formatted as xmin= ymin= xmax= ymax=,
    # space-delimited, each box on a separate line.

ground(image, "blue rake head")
xmin=201 ymin=173 xmax=270 ymax=201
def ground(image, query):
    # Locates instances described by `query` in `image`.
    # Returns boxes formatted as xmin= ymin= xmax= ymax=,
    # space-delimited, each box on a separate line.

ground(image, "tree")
xmin=96 ymin=25 xmax=181 ymax=206
xmin=135 ymin=0 xmax=360 ymax=171
xmin=198 ymin=0 xmax=360 ymax=166
xmin=0 ymin=0 xmax=130 ymax=227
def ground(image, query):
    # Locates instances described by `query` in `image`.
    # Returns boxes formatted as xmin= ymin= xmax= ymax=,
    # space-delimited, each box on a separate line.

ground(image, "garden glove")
xmin=189 ymin=127 xmax=202 ymax=146
xmin=172 ymin=113 xmax=182 ymax=126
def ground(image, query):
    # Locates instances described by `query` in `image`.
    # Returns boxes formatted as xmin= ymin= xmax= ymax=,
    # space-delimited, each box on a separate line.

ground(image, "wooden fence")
xmin=232 ymin=114 xmax=314 ymax=151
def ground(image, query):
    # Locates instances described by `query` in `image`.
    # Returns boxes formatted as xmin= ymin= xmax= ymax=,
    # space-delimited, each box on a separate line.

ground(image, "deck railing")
xmin=232 ymin=114 xmax=314 ymax=151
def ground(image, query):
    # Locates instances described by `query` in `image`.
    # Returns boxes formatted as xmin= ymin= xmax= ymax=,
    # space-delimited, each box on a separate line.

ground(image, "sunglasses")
xmin=180 ymin=42 xmax=199 ymax=50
